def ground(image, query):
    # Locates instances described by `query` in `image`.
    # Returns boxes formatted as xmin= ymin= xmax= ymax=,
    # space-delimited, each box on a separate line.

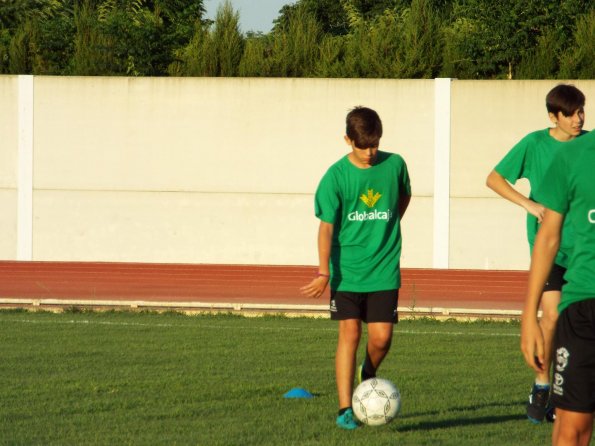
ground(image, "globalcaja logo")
xmin=348 ymin=189 xmax=393 ymax=222
xmin=360 ymin=189 xmax=382 ymax=208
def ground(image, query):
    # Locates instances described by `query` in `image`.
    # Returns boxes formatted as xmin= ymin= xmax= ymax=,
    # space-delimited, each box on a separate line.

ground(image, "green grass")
xmin=0 ymin=310 xmax=553 ymax=445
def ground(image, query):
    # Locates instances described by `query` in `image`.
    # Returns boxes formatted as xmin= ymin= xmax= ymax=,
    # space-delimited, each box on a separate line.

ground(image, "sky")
xmin=204 ymin=0 xmax=297 ymax=34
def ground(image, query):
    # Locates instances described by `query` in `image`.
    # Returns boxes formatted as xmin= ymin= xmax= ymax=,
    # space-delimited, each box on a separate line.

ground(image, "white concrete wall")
xmin=0 ymin=76 xmax=18 ymax=259
xmin=3 ymin=76 xmax=595 ymax=269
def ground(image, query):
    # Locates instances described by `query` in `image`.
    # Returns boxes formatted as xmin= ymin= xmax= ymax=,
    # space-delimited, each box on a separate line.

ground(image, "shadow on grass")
xmin=395 ymin=400 xmax=527 ymax=432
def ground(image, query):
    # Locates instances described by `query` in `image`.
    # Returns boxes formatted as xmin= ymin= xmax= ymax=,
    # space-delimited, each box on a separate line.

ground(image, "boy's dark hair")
xmin=346 ymin=106 xmax=383 ymax=149
xmin=546 ymin=84 xmax=585 ymax=117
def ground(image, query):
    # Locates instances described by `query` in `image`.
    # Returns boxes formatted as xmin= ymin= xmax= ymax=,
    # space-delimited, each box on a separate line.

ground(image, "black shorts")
xmin=551 ymin=299 xmax=595 ymax=413
xmin=329 ymin=289 xmax=399 ymax=323
xmin=543 ymin=263 xmax=567 ymax=292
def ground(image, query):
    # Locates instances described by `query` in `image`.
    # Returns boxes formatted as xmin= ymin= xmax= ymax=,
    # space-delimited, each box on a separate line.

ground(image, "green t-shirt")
xmin=314 ymin=151 xmax=411 ymax=292
xmin=494 ymin=128 xmax=586 ymax=267
xmin=535 ymin=130 xmax=595 ymax=313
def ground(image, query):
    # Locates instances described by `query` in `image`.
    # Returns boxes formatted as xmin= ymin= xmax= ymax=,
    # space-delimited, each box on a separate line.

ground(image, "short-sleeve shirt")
xmin=315 ymin=151 xmax=411 ymax=292
xmin=535 ymin=130 xmax=595 ymax=312
xmin=494 ymin=129 xmax=586 ymax=267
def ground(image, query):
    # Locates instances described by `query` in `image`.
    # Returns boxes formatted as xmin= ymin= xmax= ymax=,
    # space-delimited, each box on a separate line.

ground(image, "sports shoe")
xmin=527 ymin=384 xmax=550 ymax=424
xmin=357 ymin=362 xmax=364 ymax=385
xmin=545 ymin=405 xmax=556 ymax=423
xmin=357 ymin=360 xmax=375 ymax=384
xmin=336 ymin=408 xmax=358 ymax=430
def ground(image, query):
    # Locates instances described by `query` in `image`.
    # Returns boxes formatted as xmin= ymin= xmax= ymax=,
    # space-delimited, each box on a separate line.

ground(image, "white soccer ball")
xmin=352 ymin=377 xmax=401 ymax=426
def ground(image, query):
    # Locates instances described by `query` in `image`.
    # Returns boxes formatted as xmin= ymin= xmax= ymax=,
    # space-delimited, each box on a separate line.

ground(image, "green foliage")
xmin=394 ymin=0 xmax=443 ymax=78
xmin=267 ymin=5 xmax=322 ymax=77
xmin=239 ymin=5 xmax=322 ymax=77
xmin=515 ymin=29 xmax=561 ymax=79
xmin=2 ymin=0 xmax=205 ymax=75
xmin=341 ymin=8 xmax=402 ymax=78
xmin=2 ymin=1 xmax=74 ymax=74
xmin=0 ymin=0 xmax=593 ymax=78
xmin=441 ymin=0 xmax=592 ymax=79
xmin=71 ymin=0 xmax=111 ymax=75
xmin=212 ymin=0 xmax=243 ymax=76
xmin=315 ymin=0 xmax=442 ymax=79
xmin=170 ymin=21 xmax=214 ymax=76
xmin=7 ymin=20 xmax=34 ymax=73
xmin=0 ymin=29 xmax=10 ymax=72
xmin=559 ymin=10 xmax=595 ymax=79
xmin=172 ymin=0 xmax=242 ymax=76
xmin=237 ymin=34 xmax=271 ymax=77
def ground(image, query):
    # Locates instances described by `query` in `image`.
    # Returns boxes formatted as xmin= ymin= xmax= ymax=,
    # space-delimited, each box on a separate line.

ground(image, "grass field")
xmin=0 ymin=310 xmax=554 ymax=445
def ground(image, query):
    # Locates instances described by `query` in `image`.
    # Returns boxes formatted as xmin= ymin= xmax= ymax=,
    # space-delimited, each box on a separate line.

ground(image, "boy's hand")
xmin=300 ymin=276 xmax=329 ymax=299
xmin=520 ymin=315 xmax=545 ymax=373
xmin=525 ymin=200 xmax=546 ymax=223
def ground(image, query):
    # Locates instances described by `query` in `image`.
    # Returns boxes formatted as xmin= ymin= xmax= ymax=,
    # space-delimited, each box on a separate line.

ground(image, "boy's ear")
xmin=344 ymin=135 xmax=353 ymax=146
xmin=548 ymin=112 xmax=558 ymax=125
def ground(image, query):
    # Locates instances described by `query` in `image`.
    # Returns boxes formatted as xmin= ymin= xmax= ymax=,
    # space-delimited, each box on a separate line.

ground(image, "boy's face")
xmin=549 ymin=108 xmax=585 ymax=141
xmin=344 ymin=136 xmax=378 ymax=168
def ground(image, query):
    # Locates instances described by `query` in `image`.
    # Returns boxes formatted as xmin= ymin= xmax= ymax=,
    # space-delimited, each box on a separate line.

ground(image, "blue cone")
xmin=283 ymin=387 xmax=314 ymax=399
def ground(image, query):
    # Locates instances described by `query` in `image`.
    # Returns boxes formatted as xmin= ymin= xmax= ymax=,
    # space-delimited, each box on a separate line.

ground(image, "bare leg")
xmin=336 ymin=319 xmax=361 ymax=409
xmin=366 ymin=322 xmax=394 ymax=372
xmin=538 ymin=291 xmax=561 ymax=383
xmin=552 ymin=409 xmax=593 ymax=446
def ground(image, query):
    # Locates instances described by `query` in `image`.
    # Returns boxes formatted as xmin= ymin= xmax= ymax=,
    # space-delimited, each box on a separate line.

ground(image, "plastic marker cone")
xmin=283 ymin=387 xmax=314 ymax=398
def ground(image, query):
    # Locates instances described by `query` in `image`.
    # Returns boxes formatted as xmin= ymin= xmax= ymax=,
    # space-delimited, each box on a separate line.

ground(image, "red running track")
xmin=0 ymin=261 xmax=527 ymax=315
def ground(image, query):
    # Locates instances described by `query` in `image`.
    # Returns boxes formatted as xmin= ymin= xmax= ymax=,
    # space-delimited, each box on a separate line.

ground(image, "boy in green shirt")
xmin=301 ymin=106 xmax=411 ymax=430
xmin=486 ymin=84 xmax=586 ymax=423
xmin=521 ymin=129 xmax=595 ymax=446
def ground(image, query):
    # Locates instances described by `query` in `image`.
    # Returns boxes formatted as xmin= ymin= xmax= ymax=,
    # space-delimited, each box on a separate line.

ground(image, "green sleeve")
xmin=314 ymin=169 xmax=341 ymax=224
xmin=494 ymin=136 xmax=531 ymax=184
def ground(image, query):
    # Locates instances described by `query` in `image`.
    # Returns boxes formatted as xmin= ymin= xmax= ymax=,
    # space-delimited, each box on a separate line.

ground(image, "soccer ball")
xmin=352 ymin=377 xmax=401 ymax=426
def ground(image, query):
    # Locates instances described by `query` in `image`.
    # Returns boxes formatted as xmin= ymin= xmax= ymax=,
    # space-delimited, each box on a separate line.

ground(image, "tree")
xmin=212 ymin=0 xmax=243 ymax=76
xmin=2 ymin=0 xmax=75 ymax=74
xmin=273 ymin=0 xmax=406 ymax=36
xmin=394 ymin=0 xmax=443 ymax=78
xmin=441 ymin=0 xmax=590 ymax=79
xmin=173 ymin=0 xmax=242 ymax=76
xmin=559 ymin=10 xmax=595 ymax=79
xmin=515 ymin=29 xmax=561 ymax=79
xmin=2 ymin=0 xmax=205 ymax=75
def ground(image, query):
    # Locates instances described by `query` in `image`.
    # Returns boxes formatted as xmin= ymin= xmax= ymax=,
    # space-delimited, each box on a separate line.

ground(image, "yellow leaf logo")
xmin=359 ymin=189 xmax=382 ymax=208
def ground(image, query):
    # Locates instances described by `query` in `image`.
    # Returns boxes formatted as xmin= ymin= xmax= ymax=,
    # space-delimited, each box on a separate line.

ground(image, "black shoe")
xmin=527 ymin=384 xmax=550 ymax=424
xmin=545 ymin=405 xmax=556 ymax=423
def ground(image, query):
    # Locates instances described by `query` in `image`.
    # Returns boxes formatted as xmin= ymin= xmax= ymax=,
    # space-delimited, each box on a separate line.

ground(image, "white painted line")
xmin=17 ymin=75 xmax=34 ymax=261
xmin=0 ymin=318 xmax=521 ymax=337
xmin=0 ymin=298 xmax=524 ymax=317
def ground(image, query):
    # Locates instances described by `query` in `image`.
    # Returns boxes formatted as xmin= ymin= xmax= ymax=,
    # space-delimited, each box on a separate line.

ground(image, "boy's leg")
xmin=552 ymin=409 xmax=593 ymax=446
xmin=365 ymin=322 xmax=394 ymax=373
xmin=527 ymin=290 xmax=559 ymax=423
xmin=336 ymin=318 xmax=362 ymax=409
xmin=361 ymin=290 xmax=398 ymax=379
xmin=550 ymin=300 xmax=595 ymax=445
xmin=538 ymin=290 xmax=561 ymax=383
xmin=528 ymin=264 xmax=564 ymax=423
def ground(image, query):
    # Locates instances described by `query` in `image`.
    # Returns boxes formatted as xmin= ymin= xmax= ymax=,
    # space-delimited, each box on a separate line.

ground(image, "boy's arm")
xmin=520 ymin=208 xmax=563 ymax=372
xmin=486 ymin=169 xmax=545 ymax=222
xmin=300 ymin=221 xmax=333 ymax=299
xmin=398 ymin=194 xmax=411 ymax=220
